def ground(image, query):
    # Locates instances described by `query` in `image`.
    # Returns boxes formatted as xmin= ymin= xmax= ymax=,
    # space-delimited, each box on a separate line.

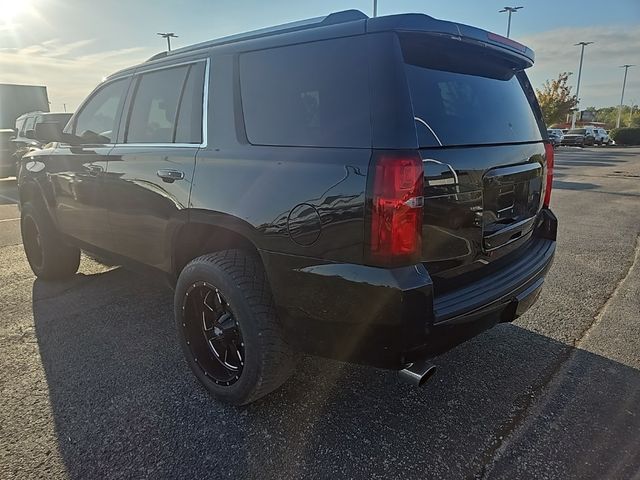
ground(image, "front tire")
xmin=21 ymin=202 xmax=81 ymax=280
xmin=175 ymin=250 xmax=295 ymax=405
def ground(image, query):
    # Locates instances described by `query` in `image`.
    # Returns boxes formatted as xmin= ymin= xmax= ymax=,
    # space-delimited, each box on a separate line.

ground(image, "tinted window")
xmin=240 ymin=37 xmax=370 ymax=147
xmin=73 ymin=79 xmax=128 ymax=143
xmin=401 ymin=35 xmax=542 ymax=147
xmin=41 ymin=113 xmax=72 ymax=127
xmin=568 ymin=129 xmax=586 ymax=134
xmin=175 ymin=62 xmax=206 ymax=144
xmin=24 ymin=116 xmax=36 ymax=133
xmin=15 ymin=118 xmax=25 ymax=134
xmin=126 ymin=65 xmax=199 ymax=144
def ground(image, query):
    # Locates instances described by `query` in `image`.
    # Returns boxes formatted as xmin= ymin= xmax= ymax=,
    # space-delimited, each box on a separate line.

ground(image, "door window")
xmin=23 ymin=115 xmax=36 ymax=134
xmin=71 ymin=78 xmax=128 ymax=143
xmin=125 ymin=62 xmax=205 ymax=144
xmin=15 ymin=118 xmax=25 ymax=135
xmin=174 ymin=62 xmax=206 ymax=144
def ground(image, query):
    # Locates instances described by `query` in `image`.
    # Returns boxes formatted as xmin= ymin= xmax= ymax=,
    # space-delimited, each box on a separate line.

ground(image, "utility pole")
xmin=499 ymin=6 xmax=523 ymax=38
xmin=157 ymin=32 xmax=178 ymax=52
xmin=571 ymin=41 xmax=594 ymax=129
xmin=616 ymin=64 xmax=634 ymax=128
xmin=373 ymin=0 xmax=378 ymax=18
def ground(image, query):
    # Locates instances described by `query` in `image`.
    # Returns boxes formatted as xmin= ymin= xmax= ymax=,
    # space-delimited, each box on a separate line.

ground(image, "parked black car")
xmin=0 ymin=128 xmax=16 ymax=178
xmin=18 ymin=10 xmax=556 ymax=405
xmin=13 ymin=111 xmax=73 ymax=151
xmin=561 ymin=127 xmax=596 ymax=147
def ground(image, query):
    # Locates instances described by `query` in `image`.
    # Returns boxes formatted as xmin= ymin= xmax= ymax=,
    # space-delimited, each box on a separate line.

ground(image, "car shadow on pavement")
xmin=31 ymin=269 xmax=640 ymax=479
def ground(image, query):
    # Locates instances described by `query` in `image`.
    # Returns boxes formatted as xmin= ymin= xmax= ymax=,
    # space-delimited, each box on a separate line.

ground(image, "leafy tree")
xmin=583 ymin=105 xmax=640 ymax=128
xmin=536 ymin=72 xmax=578 ymax=126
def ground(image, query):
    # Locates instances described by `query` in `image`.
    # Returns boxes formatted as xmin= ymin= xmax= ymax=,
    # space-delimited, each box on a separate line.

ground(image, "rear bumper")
xmin=262 ymin=209 xmax=557 ymax=369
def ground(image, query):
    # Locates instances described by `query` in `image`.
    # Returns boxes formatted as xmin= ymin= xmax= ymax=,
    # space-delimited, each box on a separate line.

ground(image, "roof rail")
xmin=146 ymin=52 xmax=168 ymax=62
xmin=152 ymin=9 xmax=367 ymax=59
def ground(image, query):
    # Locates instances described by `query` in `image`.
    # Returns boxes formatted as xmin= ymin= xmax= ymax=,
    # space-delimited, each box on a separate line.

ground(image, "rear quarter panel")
xmin=189 ymin=52 xmax=372 ymax=263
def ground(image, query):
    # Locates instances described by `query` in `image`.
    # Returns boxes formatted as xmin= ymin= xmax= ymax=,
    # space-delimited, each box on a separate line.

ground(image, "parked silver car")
xmin=592 ymin=127 xmax=611 ymax=146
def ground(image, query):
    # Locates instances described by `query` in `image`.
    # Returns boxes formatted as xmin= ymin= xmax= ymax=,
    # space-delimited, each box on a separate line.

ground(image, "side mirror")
xmin=34 ymin=122 xmax=63 ymax=143
xmin=25 ymin=129 xmax=36 ymax=139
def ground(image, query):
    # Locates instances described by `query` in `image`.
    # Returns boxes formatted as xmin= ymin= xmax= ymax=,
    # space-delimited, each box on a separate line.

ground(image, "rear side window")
xmin=175 ymin=62 xmax=206 ymax=144
xmin=401 ymin=34 xmax=542 ymax=147
xmin=126 ymin=66 xmax=188 ymax=143
xmin=126 ymin=61 xmax=205 ymax=144
xmin=239 ymin=37 xmax=370 ymax=148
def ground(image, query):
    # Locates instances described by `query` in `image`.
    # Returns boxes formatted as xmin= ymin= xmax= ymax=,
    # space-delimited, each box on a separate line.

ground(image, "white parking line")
xmin=0 ymin=218 xmax=19 ymax=223
xmin=0 ymin=193 xmax=18 ymax=204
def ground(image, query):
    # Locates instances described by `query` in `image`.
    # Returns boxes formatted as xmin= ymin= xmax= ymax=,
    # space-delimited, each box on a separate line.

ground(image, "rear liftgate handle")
xmin=157 ymin=169 xmax=185 ymax=183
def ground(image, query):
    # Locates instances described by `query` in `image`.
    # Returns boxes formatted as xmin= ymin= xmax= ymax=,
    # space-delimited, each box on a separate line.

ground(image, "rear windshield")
xmin=401 ymin=34 xmax=543 ymax=147
xmin=568 ymin=129 xmax=586 ymax=134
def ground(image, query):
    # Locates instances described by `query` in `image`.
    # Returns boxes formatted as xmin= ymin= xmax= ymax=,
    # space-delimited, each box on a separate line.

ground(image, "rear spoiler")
xmin=367 ymin=13 xmax=535 ymax=69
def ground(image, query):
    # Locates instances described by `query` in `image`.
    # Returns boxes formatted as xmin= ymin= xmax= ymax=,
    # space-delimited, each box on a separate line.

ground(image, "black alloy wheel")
xmin=20 ymin=201 xmax=80 ymax=280
xmin=182 ymin=281 xmax=245 ymax=386
xmin=175 ymin=250 xmax=295 ymax=405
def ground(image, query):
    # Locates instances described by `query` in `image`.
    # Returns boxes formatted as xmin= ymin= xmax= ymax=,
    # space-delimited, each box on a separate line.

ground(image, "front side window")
xmin=125 ymin=62 xmax=205 ymax=144
xmin=72 ymin=78 xmax=128 ymax=143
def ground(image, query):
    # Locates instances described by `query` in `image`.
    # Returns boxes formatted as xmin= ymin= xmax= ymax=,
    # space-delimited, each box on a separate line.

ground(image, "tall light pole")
xmin=157 ymin=32 xmax=178 ymax=52
xmin=373 ymin=0 xmax=378 ymax=17
xmin=499 ymin=6 xmax=523 ymax=38
xmin=571 ymin=41 xmax=594 ymax=129
xmin=616 ymin=64 xmax=635 ymax=128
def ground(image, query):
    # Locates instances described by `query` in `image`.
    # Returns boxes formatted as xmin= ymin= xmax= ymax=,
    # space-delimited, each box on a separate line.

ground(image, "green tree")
xmin=536 ymin=72 xmax=579 ymax=126
xmin=582 ymin=105 xmax=640 ymax=128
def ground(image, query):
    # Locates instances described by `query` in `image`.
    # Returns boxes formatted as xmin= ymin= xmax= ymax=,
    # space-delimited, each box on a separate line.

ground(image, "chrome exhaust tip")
xmin=398 ymin=361 xmax=437 ymax=387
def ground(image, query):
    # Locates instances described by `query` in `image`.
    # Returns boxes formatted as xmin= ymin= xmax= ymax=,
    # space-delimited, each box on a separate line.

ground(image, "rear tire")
xmin=21 ymin=202 xmax=80 ymax=280
xmin=175 ymin=250 xmax=295 ymax=405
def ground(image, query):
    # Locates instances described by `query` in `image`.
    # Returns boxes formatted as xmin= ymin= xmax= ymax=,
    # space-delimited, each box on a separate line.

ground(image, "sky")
xmin=0 ymin=0 xmax=638 ymax=112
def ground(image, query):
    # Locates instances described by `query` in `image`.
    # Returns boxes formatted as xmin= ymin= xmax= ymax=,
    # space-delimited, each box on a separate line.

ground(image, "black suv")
xmin=13 ymin=111 xmax=73 ymax=151
xmin=18 ymin=10 xmax=556 ymax=405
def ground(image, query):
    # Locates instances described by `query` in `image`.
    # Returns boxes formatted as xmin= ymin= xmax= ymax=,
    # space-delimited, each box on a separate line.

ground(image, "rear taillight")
xmin=543 ymin=142 xmax=554 ymax=208
xmin=369 ymin=151 xmax=424 ymax=266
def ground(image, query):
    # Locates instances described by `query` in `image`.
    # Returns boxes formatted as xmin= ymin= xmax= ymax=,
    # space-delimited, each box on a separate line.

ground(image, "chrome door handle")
xmin=157 ymin=169 xmax=185 ymax=183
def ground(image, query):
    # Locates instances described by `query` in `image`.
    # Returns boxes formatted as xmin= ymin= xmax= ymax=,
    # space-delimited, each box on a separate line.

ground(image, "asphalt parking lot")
xmin=1 ymin=147 xmax=639 ymax=479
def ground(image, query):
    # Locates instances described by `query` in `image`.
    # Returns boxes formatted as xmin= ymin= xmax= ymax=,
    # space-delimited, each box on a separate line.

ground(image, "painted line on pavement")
xmin=0 ymin=193 xmax=18 ymax=203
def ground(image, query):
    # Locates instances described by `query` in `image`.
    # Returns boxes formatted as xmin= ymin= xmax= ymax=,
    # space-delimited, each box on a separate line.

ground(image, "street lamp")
xmin=616 ymin=64 xmax=635 ymax=128
xmin=571 ymin=41 xmax=594 ymax=129
xmin=499 ymin=6 xmax=523 ymax=38
xmin=373 ymin=0 xmax=378 ymax=18
xmin=157 ymin=32 xmax=178 ymax=52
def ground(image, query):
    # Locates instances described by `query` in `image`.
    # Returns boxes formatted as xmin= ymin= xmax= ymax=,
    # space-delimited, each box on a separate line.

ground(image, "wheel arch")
xmin=19 ymin=177 xmax=55 ymax=219
xmin=171 ymin=211 xmax=264 ymax=280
